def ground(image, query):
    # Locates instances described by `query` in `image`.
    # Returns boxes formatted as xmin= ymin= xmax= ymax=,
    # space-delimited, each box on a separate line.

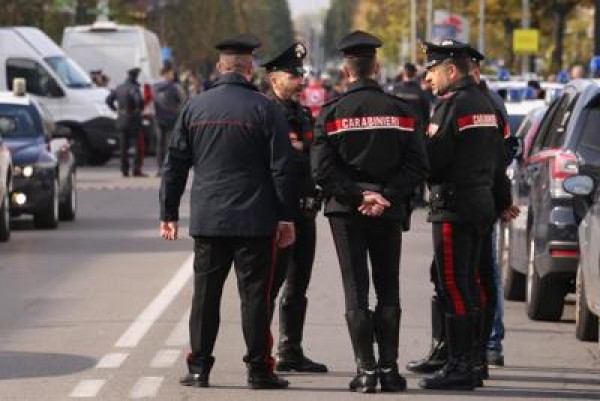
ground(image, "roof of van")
xmin=0 ymin=27 xmax=64 ymax=57
xmin=64 ymin=21 xmax=147 ymax=33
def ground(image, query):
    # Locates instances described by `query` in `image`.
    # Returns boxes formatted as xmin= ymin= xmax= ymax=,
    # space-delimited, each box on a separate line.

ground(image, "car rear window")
xmin=0 ymin=104 xmax=40 ymax=138
xmin=579 ymin=106 xmax=600 ymax=152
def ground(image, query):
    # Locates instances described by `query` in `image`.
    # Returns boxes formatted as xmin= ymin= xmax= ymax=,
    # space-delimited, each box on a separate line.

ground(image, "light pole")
xmin=522 ymin=0 xmax=530 ymax=75
xmin=411 ymin=0 xmax=417 ymax=62
xmin=478 ymin=0 xmax=485 ymax=54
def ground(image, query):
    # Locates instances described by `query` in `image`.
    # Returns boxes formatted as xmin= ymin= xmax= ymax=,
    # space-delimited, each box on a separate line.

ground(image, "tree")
xmin=323 ymin=0 xmax=358 ymax=60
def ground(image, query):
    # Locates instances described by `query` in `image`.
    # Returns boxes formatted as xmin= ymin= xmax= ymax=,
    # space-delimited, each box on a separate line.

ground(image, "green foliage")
xmin=323 ymin=0 xmax=358 ymax=59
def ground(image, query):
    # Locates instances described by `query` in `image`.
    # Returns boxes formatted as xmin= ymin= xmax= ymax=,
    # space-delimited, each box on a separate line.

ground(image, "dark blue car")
xmin=0 ymin=90 xmax=76 ymax=229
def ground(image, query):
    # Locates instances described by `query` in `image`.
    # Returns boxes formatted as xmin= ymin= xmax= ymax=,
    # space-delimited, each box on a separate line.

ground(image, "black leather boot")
xmin=346 ymin=310 xmax=378 ymax=393
xmin=419 ymin=314 xmax=476 ymax=391
xmin=276 ymin=298 xmax=328 ymax=373
xmin=406 ymin=296 xmax=448 ymax=373
xmin=471 ymin=309 xmax=485 ymax=388
xmin=180 ymin=355 xmax=215 ymax=387
xmin=247 ymin=363 xmax=289 ymax=389
xmin=374 ymin=306 xmax=406 ymax=392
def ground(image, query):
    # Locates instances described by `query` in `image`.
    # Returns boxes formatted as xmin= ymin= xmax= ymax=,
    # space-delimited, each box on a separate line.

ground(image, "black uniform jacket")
xmin=267 ymin=90 xmax=316 ymax=221
xmin=390 ymin=79 xmax=432 ymax=128
xmin=426 ymin=76 xmax=506 ymax=224
xmin=312 ymin=79 xmax=429 ymax=221
xmin=106 ymin=77 xmax=144 ymax=130
xmin=159 ymin=73 xmax=293 ymax=237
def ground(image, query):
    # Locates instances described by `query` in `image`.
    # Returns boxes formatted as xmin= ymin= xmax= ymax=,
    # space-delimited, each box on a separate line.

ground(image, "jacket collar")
xmin=345 ymin=78 xmax=382 ymax=95
xmin=213 ymin=72 xmax=258 ymax=91
xmin=446 ymin=75 xmax=476 ymax=93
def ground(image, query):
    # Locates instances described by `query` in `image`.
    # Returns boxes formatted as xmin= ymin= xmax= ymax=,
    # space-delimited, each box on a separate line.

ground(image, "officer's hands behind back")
xmin=358 ymin=191 xmax=391 ymax=217
xmin=276 ymin=221 xmax=296 ymax=248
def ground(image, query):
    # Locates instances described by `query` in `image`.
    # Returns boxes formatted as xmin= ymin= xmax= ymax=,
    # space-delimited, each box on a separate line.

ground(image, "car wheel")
xmin=575 ymin=265 xmax=599 ymax=341
xmin=59 ymin=173 xmax=77 ymax=221
xmin=33 ymin=179 xmax=59 ymax=229
xmin=501 ymin=222 xmax=526 ymax=301
xmin=0 ymin=186 xmax=10 ymax=242
xmin=526 ymin=234 xmax=565 ymax=321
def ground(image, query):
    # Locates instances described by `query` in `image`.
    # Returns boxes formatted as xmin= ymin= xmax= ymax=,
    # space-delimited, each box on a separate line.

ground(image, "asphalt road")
xmin=0 ymin=158 xmax=598 ymax=401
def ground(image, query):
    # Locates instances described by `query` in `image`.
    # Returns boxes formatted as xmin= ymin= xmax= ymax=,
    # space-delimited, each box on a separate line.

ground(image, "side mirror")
xmin=564 ymin=175 xmax=595 ymax=224
xmin=54 ymin=125 xmax=72 ymax=139
xmin=47 ymin=79 xmax=64 ymax=98
xmin=563 ymin=175 xmax=595 ymax=196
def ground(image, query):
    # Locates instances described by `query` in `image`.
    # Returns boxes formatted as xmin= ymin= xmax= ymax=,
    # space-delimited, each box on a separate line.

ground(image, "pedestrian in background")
xmin=262 ymin=42 xmax=328 ymax=374
xmin=106 ymin=67 xmax=146 ymax=177
xmin=312 ymin=30 xmax=428 ymax=393
xmin=154 ymin=63 xmax=186 ymax=176
xmin=159 ymin=34 xmax=295 ymax=390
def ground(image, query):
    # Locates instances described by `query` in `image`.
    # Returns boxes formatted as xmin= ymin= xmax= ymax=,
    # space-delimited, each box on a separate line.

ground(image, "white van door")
xmin=5 ymin=58 xmax=67 ymax=121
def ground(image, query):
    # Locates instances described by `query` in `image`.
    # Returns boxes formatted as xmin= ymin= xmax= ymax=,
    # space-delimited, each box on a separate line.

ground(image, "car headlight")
xmin=22 ymin=165 xmax=34 ymax=178
xmin=15 ymin=161 xmax=55 ymax=178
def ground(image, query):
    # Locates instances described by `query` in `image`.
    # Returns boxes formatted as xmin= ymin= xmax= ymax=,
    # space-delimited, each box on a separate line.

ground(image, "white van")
xmin=0 ymin=27 xmax=118 ymax=165
xmin=62 ymin=21 xmax=163 ymax=153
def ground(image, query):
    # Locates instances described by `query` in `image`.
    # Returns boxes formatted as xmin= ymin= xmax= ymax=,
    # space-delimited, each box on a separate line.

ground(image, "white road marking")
xmin=165 ymin=307 xmax=190 ymax=347
xmin=70 ymin=380 xmax=105 ymax=398
xmin=130 ymin=376 xmax=164 ymax=399
xmin=96 ymin=352 xmax=128 ymax=369
xmin=150 ymin=349 xmax=181 ymax=368
xmin=115 ymin=254 xmax=193 ymax=348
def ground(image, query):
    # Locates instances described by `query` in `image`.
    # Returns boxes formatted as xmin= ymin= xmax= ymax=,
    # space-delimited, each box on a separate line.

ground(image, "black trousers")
xmin=432 ymin=222 xmax=486 ymax=316
xmin=271 ymin=218 xmax=316 ymax=304
xmin=119 ymin=122 xmax=142 ymax=174
xmin=156 ymin=121 xmax=175 ymax=171
xmin=329 ymin=215 xmax=402 ymax=312
xmin=188 ymin=236 xmax=276 ymax=369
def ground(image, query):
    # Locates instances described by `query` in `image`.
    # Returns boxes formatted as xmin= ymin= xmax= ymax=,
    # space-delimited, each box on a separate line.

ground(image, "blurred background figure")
xmin=389 ymin=62 xmax=431 ymax=129
xmin=154 ymin=63 xmax=187 ymax=176
xmin=300 ymin=75 xmax=326 ymax=118
xmin=90 ymin=69 xmax=109 ymax=87
xmin=570 ymin=64 xmax=586 ymax=80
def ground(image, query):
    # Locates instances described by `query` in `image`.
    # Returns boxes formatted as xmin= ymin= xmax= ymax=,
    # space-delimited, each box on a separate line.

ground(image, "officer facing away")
xmin=312 ymin=30 xmax=428 ymax=393
xmin=419 ymin=40 xmax=508 ymax=390
xmin=159 ymin=34 xmax=295 ymax=390
xmin=106 ymin=67 xmax=146 ymax=177
xmin=262 ymin=43 xmax=328 ymax=373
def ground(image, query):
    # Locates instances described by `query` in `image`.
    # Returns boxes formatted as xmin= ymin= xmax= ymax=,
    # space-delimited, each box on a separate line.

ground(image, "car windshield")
xmin=44 ymin=56 xmax=92 ymax=88
xmin=0 ymin=104 xmax=41 ymax=138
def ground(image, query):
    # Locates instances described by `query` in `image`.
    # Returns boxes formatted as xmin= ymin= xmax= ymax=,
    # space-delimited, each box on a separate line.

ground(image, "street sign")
xmin=513 ymin=29 xmax=539 ymax=54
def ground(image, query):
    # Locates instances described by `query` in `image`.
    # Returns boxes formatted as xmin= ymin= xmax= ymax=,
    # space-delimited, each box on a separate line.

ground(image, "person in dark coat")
xmin=262 ymin=42 xmax=328 ymax=374
xmin=106 ymin=67 xmax=146 ymax=177
xmin=312 ymin=30 xmax=428 ymax=393
xmin=418 ymin=39 xmax=508 ymax=391
xmin=389 ymin=62 xmax=431 ymax=128
xmin=159 ymin=34 xmax=295 ymax=390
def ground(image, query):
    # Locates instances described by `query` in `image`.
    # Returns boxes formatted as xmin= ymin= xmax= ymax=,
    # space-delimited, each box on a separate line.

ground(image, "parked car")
xmin=500 ymin=80 xmax=600 ymax=321
xmin=505 ymin=99 xmax=546 ymax=136
xmin=500 ymin=105 xmax=548 ymax=301
xmin=0 ymin=132 xmax=12 ymax=241
xmin=564 ymin=178 xmax=600 ymax=340
xmin=0 ymin=82 xmax=76 ymax=229
xmin=0 ymin=26 xmax=118 ymax=165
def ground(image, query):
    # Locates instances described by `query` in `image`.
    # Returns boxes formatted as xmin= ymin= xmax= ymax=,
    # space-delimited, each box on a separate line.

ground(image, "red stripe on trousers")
xmin=265 ymin=237 xmax=278 ymax=373
xmin=475 ymin=270 xmax=488 ymax=307
xmin=442 ymin=222 xmax=466 ymax=315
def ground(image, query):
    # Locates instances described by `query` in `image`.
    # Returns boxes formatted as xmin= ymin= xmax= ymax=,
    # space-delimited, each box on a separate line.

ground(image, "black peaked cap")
xmin=337 ymin=30 xmax=382 ymax=57
xmin=215 ymin=33 xmax=261 ymax=55
xmin=262 ymin=42 xmax=307 ymax=75
xmin=422 ymin=38 xmax=470 ymax=69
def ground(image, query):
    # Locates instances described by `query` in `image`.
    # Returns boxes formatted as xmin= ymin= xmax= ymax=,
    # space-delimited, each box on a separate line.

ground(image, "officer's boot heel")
xmin=346 ymin=310 xmax=378 ymax=393
xmin=419 ymin=314 xmax=476 ymax=391
xmin=406 ymin=296 xmax=447 ymax=373
xmin=276 ymin=298 xmax=328 ymax=373
xmin=375 ymin=306 xmax=406 ymax=392
xmin=246 ymin=364 xmax=289 ymax=390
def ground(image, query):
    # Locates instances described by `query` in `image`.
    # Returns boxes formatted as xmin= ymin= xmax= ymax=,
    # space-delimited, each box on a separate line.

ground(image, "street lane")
xmin=0 ymin=159 xmax=598 ymax=400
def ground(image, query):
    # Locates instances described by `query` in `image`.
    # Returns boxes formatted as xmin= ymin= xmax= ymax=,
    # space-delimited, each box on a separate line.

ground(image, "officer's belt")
xmin=356 ymin=182 xmax=384 ymax=193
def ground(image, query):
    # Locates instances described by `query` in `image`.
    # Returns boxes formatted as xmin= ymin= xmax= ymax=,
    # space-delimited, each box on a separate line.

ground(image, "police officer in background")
xmin=106 ymin=67 xmax=146 ymax=177
xmin=159 ymin=34 xmax=295 ymax=390
xmin=407 ymin=43 xmax=519 ymax=382
xmin=262 ymin=43 xmax=328 ymax=373
xmin=389 ymin=62 xmax=431 ymax=128
xmin=419 ymin=40 xmax=508 ymax=390
xmin=312 ymin=30 xmax=428 ymax=393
